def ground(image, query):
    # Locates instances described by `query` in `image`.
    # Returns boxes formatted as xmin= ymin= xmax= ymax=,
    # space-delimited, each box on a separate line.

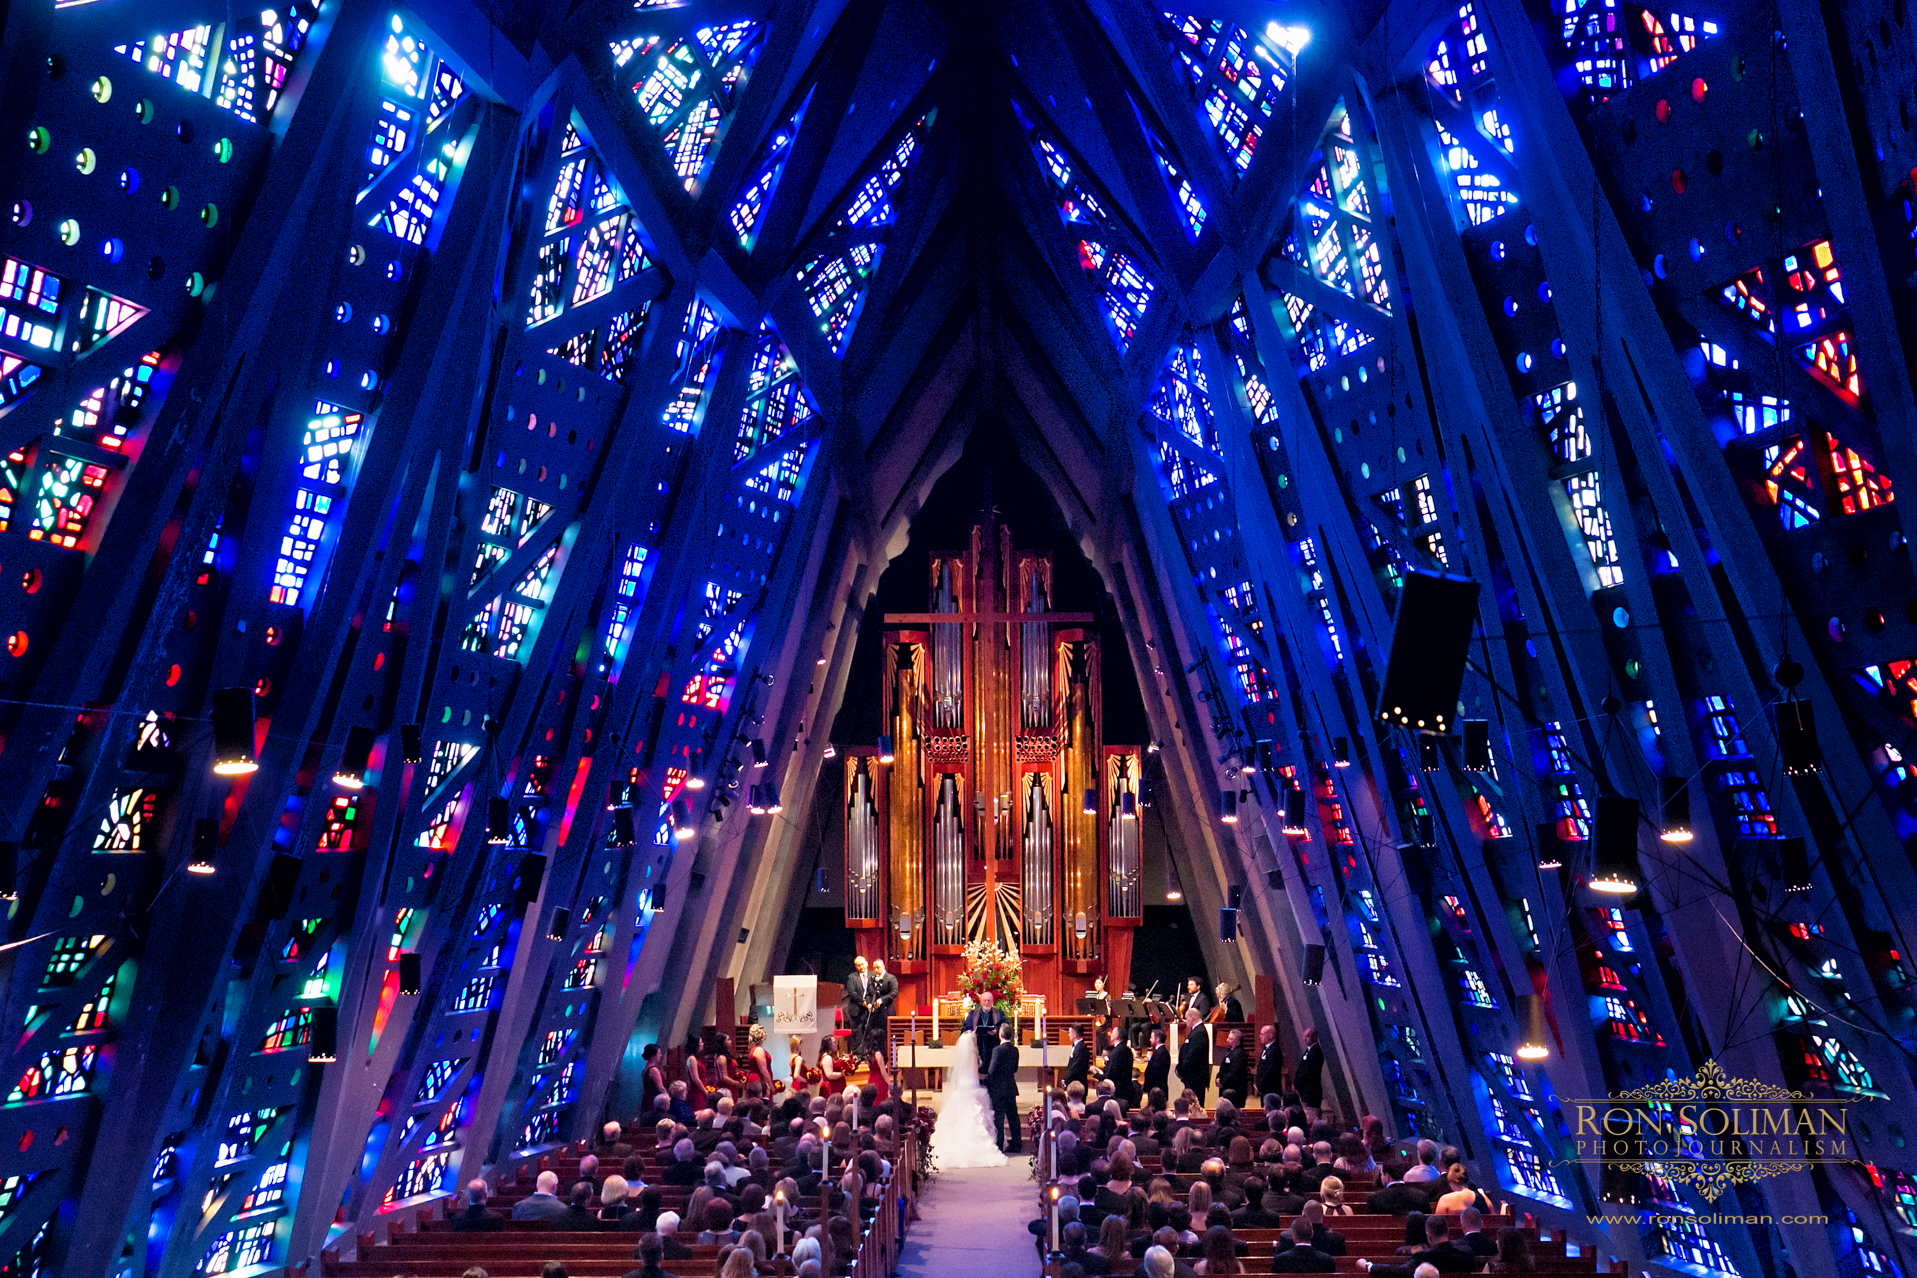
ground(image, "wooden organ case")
xmin=841 ymin=510 xmax=1143 ymax=1014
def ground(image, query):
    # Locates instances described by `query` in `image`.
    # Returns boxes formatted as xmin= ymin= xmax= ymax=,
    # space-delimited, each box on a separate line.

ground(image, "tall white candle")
xmin=775 ymin=1190 xmax=787 ymax=1253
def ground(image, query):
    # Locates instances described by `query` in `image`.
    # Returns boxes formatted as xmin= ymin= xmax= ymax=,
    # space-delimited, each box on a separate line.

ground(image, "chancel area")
xmin=0 ymin=0 xmax=1914 ymax=1276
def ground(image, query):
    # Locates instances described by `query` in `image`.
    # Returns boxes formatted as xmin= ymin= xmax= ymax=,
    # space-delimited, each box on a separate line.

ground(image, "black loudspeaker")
xmin=308 ymin=1007 xmax=339 ymax=1063
xmin=1266 ymin=867 xmax=1284 ymax=890
xmin=1219 ymin=907 xmax=1238 ymax=943
xmin=690 ymin=870 xmax=707 ymax=892
xmin=1301 ymin=944 xmax=1326 ymax=986
xmin=398 ymin=952 xmax=422 ymax=995
xmin=1376 ymin=572 xmax=1480 ymax=732
xmin=400 ymin=723 xmax=424 ymax=763
xmin=738 ymin=927 xmax=751 ymax=944
xmin=261 ymin=853 xmax=302 ymax=919
xmin=1462 ymin=720 xmax=1490 ymax=771
xmin=514 ymin=852 xmax=547 ymax=905
xmin=1228 ymin=884 xmax=1245 ymax=910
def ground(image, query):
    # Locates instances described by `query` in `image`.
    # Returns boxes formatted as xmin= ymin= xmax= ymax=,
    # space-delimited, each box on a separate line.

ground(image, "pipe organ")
xmin=842 ymin=509 xmax=1142 ymax=1012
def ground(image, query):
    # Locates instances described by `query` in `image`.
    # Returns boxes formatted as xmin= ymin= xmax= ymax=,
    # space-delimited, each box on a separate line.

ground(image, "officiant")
xmin=962 ymin=990 xmax=1007 ymax=1081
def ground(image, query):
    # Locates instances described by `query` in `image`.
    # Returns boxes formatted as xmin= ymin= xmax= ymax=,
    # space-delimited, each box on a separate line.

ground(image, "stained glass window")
xmin=613 ymin=22 xmax=763 ymax=193
xmin=729 ymin=91 xmax=813 ymax=250
xmin=1158 ymin=13 xmax=1303 ymax=176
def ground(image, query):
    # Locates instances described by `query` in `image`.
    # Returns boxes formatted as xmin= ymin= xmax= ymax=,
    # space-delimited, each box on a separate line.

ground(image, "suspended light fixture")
xmin=1515 ymin=994 xmax=1551 ymax=1060
xmin=764 ymin=782 xmax=783 ymax=814
xmin=685 ymin=773 xmax=707 ymax=791
xmin=749 ymin=738 xmax=768 ymax=768
xmin=1283 ymin=786 xmax=1309 ymax=836
xmin=548 ymin=907 xmax=571 ymax=940
xmin=1119 ymin=790 xmax=1137 ymax=820
xmin=877 ymin=734 xmax=895 ymax=764
xmin=486 ymin=796 xmax=513 ymax=844
xmin=1779 ymin=700 xmax=1822 ymax=776
xmin=1265 ymin=866 xmax=1284 ymax=890
xmin=609 ymin=804 xmax=637 ymax=847
xmin=1083 ymin=787 xmax=1097 ymax=816
xmin=747 ymin=785 xmax=767 ymax=815
xmin=333 ymin=726 xmax=376 ymax=789
xmin=1779 ymin=836 xmax=1812 ymax=893
xmin=308 ymin=1007 xmax=340 ymax=1064
xmin=1332 ymin=737 xmax=1351 ymax=767
xmin=1659 ymin=777 xmax=1692 ymax=843
xmin=400 ymin=723 xmax=424 ymax=763
xmin=1074 ymin=911 xmax=1089 ymax=939
xmin=1461 ymin=720 xmax=1490 ymax=771
xmin=0 ymin=841 xmax=17 ymax=901
xmin=1219 ymin=907 xmax=1238 ymax=943
xmin=1536 ymin=822 xmax=1563 ymax=870
xmin=671 ymin=799 xmax=695 ymax=841
xmin=210 ymin=688 xmax=258 ymax=775
xmin=647 ymin=883 xmax=666 ymax=912
xmin=1589 ymin=796 xmax=1641 ymax=895
xmin=1415 ymin=813 xmax=1436 ymax=848
xmin=188 ymin=817 xmax=219 ymax=875
xmin=1166 ymin=859 xmax=1184 ymax=901
xmin=1220 ymin=789 xmax=1239 ymax=824
xmin=822 ymin=742 xmax=837 ymax=760
xmin=1140 ymin=778 xmax=1155 ymax=808
xmin=398 ymin=952 xmax=422 ymax=995
xmin=1417 ymin=735 xmax=1441 ymax=772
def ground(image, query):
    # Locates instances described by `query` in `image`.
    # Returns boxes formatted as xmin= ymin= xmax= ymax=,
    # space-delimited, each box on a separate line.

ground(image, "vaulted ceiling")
xmin=0 ymin=0 xmax=1914 ymax=1274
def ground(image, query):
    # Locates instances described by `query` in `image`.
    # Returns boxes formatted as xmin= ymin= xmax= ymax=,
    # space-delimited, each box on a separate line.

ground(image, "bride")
xmin=929 ymin=1030 xmax=1007 ymax=1167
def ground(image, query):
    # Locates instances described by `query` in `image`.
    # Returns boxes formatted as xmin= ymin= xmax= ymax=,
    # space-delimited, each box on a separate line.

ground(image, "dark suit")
xmin=843 ymin=973 xmax=872 ymax=1053
xmin=964 ymin=1008 xmax=1008 ymax=1078
xmin=1142 ymin=1045 xmax=1171 ymax=1097
xmin=1064 ymin=1039 xmax=1093 ymax=1086
xmin=1366 ymin=1182 xmax=1430 ymax=1216
xmin=1184 ymin=989 xmax=1212 ymax=1020
xmin=869 ymin=971 xmax=899 ymax=1052
xmin=1176 ymin=1029 xmax=1212 ymax=1103
xmin=1060 ymin=1245 xmax=1110 ymax=1275
xmin=1271 ymin=1244 xmax=1338 ymax=1273
xmin=1301 ymin=1225 xmax=1344 ymax=1256
xmin=1217 ymin=1045 xmax=1250 ymax=1103
xmin=1367 ymin=1242 xmax=1480 ymax=1276
xmin=1104 ymin=1042 xmax=1137 ymax=1107
xmin=510 ymin=1192 xmax=568 ymax=1221
xmin=986 ymin=1038 xmax=1022 ymax=1150
xmin=449 ymin=1204 xmax=505 ymax=1231
xmin=1294 ymin=1042 xmax=1325 ymax=1109
xmin=1255 ymin=1040 xmax=1285 ymax=1101
xmin=1460 ymin=1231 xmax=1499 ymax=1259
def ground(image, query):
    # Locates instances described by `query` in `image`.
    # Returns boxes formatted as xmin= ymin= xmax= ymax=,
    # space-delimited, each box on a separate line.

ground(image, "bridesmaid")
xmin=639 ymin=1042 xmax=667 ymax=1116
xmin=748 ymin=1025 xmax=777 ymax=1093
xmin=683 ymin=1037 xmax=711 ymax=1111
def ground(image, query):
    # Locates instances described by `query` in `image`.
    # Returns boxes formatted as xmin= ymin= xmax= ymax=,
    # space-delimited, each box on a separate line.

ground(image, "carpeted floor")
xmin=897 ymin=1158 xmax=1039 ymax=1278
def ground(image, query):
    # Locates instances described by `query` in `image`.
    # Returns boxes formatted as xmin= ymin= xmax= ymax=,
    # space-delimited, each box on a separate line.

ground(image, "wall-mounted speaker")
xmin=1376 ymin=572 xmax=1479 ymax=732
xmin=1301 ymin=943 xmax=1326 ymax=986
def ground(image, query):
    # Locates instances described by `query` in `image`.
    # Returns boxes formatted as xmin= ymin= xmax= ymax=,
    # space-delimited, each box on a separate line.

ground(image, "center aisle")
xmin=896 ymin=1159 xmax=1037 ymax=1278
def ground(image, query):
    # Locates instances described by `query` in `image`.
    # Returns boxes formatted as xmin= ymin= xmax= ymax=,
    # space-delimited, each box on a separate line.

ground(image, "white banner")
xmin=772 ymin=975 xmax=818 ymax=1035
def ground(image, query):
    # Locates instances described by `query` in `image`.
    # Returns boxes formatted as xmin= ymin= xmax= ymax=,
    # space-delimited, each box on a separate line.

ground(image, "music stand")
xmin=1075 ymin=998 xmax=1101 ymax=1015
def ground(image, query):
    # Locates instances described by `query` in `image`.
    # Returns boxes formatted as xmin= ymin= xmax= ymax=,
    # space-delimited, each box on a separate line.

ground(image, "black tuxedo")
xmin=1183 ymin=989 xmax=1212 ymax=1020
xmin=1142 ymin=1045 xmax=1171 ymax=1097
xmin=1254 ymin=1040 xmax=1285 ymax=1101
xmin=1271 ymin=1244 xmax=1338 ymax=1273
xmin=963 ymin=1007 xmax=1008 ymax=1078
xmin=1293 ymin=1042 xmax=1325 ymax=1107
xmin=986 ymin=1039 xmax=1022 ymax=1150
xmin=1176 ymin=1028 xmax=1212 ymax=1102
xmin=1367 ymin=1242 xmax=1481 ymax=1276
xmin=1103 ymin=1042 xmax=1136 ymax=1107
xmin=870 ymin=971 xmax=898 ymax=1021
xmin=1063 ymin=1039 xmax=1093 ymax=1086
xmin=1217 ymin=1045 xmax=1250 ymax=1103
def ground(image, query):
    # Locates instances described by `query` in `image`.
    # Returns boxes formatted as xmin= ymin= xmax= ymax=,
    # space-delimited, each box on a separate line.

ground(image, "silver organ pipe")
xmin=1022 ymin=775 xmax=1054 ymax=946
xmin=933 ymin=775 xmax=964 ymax=944
xmin=932 ymin=563 xmax=962 ymax=731
xmin=845 ymin=761 xmax=880 ymax=922
xmin=1107 ymin=767 xmax=1139 ymax=918
xmin=1021 ymin=578 xmax=1050 ymax=731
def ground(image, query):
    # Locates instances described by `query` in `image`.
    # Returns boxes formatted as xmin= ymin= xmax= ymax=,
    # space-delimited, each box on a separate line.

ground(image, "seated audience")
xmin=511 ymin=1170 xmax=568 ymax=1221
xmin=1486 ymin=1228 xmax=1537 ymax=1273
xmin=1271 ymin=1218 xmax=1338 ymax=1273
xmin=1358 ymin=1214 xmax=1479 ymax=1275
xmin=449 ymin=1180 xmax=504 ymax=1231
xmin=1194 ymin=1224 xmax=1243 ymax=1275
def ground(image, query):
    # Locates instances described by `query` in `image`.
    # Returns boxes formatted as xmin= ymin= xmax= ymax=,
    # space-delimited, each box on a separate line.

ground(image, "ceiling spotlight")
xmin=823 ymin=742 xmax=837 ymax=760
xmin=210 ymin=688 xmax=259 ymax=775
xmin=1146 ymin=741 xmax=1162 ymax=754
xmin=1166 ymin=859 xmax=1184 ymax=901
xmin=333 ymin=726 xmax=376 ymax=789
xmin=1659 ymin=777 xmax=1692 ymax=843
xmin=1515 ymin=994 xmax=1551 ymax=1060
xmin=188 ymin=817 xmax=219 ymax=875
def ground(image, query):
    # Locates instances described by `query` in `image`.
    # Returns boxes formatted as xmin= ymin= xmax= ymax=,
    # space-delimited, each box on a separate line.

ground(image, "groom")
xmin=986 ymin=1024 xmax=1022 ymax=1152
xmin=962 ymin=990 xmax=1007 ymax=1083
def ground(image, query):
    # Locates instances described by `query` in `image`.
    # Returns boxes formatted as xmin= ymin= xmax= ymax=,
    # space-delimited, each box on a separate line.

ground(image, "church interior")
xmin=0 ymin=0 xmax=1912 ymax=1273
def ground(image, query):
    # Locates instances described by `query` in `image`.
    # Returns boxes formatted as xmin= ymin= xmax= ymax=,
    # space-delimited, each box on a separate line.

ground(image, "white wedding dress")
xmin=929 ymin=1031 xmax=1007 ymax=1167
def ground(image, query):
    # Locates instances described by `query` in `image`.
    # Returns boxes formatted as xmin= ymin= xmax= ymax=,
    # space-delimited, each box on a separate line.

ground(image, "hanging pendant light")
xmin=486 ymin=796 xmax=513 ymax=844
xmin=1515 ymin=994 xmax=1551 ymax=1060
xmin=1659 ymin=777 xmax=1692 ymax=843
xmin=1536 ymin=822 xmax=1563 ymax=870
xmin=333 ymin=726 xmax=376 ymax=789
xmin=210 ymin=688 xmax=258 ymax=775
xmin=1589 ymin=796 xmax=1641 ymax=895
xmin=1283 ymin=786 xmax=1309 ymax=835
xmin=188 ymin=817 xmax=219 ymax=875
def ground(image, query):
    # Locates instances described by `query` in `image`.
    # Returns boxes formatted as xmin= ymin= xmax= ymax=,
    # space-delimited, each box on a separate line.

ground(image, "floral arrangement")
xmin=955 ymin=939 xmax=1024 ymax=1008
